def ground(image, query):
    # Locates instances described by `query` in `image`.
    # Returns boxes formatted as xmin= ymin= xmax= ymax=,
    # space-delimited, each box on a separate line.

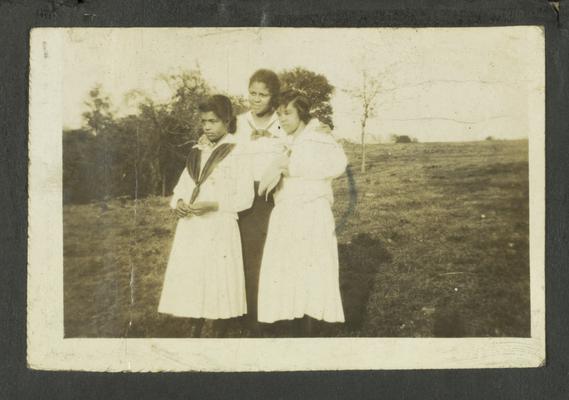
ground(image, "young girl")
xmin=158 ymin=95 xmax=254 ymax=335
xmin=233 ymin=69 xmax=285 ymax=330
xmin=257 ymin=90 xmax=347 ymax=331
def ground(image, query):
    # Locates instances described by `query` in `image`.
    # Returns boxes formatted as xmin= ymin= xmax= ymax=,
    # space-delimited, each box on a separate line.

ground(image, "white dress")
xmin=158 ymin=135 xmax=254 ymax=319
xmin=234 ymin=111 xmax=286 ymax=182
xmin=257 ymin=120 xmax=348 ymax=323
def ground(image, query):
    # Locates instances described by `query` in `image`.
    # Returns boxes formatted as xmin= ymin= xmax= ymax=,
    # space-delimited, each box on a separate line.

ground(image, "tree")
xmin=126 ymin=69 xmax=213 ymax=196
xmin=82 ymin=84 xmax=114 ymax=136
xmin=63 ymin=128 xmax=98 ymax=204
xmin=162 ymin=70 xmax=212 ymax=142
xmin=346 ymin=58 xmax=402 ymax=173
xmin=348 ymin=69 xmax=381 ymax=173
xmin=279 ymin=67 xmax=335 ymax=129
xmin=67 ymin=69 xmax=243 ymax=203
xmin=392 ymin=134 xmax=412 ymax=144
xmin=230 ymin=94 xmax=248 ymax=117
xmin=81 ymin=84 xmax=119 ymax=200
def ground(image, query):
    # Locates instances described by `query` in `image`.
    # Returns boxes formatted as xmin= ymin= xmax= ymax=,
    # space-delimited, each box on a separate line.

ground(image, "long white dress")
xmin=257 ymin=120 xmax=348 ymax=323
xmin=158 ymin=135 xmax=254 ymax=319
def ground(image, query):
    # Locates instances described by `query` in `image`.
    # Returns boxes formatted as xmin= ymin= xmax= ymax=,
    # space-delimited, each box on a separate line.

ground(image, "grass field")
xmin=63 ymin=139 xmax=530 ymax=338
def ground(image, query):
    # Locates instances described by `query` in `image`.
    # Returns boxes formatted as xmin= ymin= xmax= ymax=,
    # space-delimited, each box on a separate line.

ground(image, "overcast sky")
xmin=62 ymin=27 xmax=544 ymax=142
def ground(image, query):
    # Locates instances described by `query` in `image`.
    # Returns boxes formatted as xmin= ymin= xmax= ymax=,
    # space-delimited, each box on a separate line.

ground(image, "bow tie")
xmin=251 ymin=129 xmax=274 ymax=140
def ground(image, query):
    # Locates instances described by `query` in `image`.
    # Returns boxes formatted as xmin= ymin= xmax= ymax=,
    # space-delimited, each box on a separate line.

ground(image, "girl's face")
xmin=200 ymin=111 xmax=228 ymax=143
xmin=277 ymin=102 xmax=302 ymax=135
xmin=248 ymin=81 xmax=272 ymax=115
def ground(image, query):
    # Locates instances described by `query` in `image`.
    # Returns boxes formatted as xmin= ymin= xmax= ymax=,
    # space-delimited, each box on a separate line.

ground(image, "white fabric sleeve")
xmin=217 ymin=152 xmax=255 ymax=214
xmin=168 ymin=169 xmax=195 ymax=209
xmin=233 ymin=114 xmax=251 ymax=144
xmin=255 ymin=137 xmax=287 ymax=171
xmin=287 ymin=135 xmax=348 ymax=179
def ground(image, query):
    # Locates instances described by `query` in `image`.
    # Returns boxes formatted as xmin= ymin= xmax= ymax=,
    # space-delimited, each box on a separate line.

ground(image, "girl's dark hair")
xmin=198 ymin=94 xmax=237 ymax=133
xmin=249 ymin=69 xmax=281 ymax=112
xmin=277 ymin=90 xmax=312 ymax=124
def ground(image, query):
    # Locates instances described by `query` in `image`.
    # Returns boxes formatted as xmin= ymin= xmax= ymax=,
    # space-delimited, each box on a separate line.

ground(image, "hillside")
xmin=64 ymin=139 xmax=530 ymax=338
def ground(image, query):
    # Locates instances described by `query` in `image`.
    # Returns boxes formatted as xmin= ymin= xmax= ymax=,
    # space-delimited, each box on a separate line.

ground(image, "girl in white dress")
xmin=158 ymin=95 xmax=254 ymax=334
xmin=257 ymin=90 xmax=348 ymax=329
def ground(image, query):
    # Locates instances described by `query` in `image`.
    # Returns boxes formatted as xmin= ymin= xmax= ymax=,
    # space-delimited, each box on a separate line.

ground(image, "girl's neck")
xmin=210 ymin=132 xmax=227 ymax=145
xmin=251 ymin=110 xmax=273 ymax=127
xmin=291 ymin=122 xmax=307 ymax=140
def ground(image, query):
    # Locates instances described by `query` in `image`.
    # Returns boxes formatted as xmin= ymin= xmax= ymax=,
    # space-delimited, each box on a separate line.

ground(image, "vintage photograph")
xmin=28 ymin=27 xmax=545 ymax=370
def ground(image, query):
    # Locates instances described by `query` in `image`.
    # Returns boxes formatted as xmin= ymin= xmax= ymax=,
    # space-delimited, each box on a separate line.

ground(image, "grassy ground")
xmin=63 ymin=139 xmax=530 ymax=338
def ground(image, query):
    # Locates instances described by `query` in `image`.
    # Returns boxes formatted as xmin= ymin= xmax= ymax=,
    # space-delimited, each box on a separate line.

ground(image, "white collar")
xmin=246 ymin=110 xmax=279 ymax=130
xmin=193 ymin=133 xmax=236 ymax=151
xmin=286 ymin=119 xmax=319 ymax=144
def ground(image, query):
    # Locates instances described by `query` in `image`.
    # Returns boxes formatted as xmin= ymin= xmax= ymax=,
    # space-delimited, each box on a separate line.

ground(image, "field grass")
xmin=63 ymin=139 xmax=530 ymax=338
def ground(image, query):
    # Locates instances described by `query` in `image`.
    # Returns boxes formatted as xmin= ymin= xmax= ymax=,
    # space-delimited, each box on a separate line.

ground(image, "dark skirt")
xmin=238 ymin=182 xmax=274 ymax=325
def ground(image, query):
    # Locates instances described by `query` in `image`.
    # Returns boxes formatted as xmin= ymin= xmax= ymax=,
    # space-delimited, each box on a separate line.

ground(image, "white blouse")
xmin=169 ymin=134 xmax=254 ymax=217
xmin=234 ymin=111 xmax=287 ymax=182
xmin=273 ymin=119 xmax=348 ymax=206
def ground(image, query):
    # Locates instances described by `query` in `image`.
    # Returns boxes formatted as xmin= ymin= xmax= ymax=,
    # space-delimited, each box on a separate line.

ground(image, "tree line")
xmin=63 ymin=67 xmax=335 ymax=204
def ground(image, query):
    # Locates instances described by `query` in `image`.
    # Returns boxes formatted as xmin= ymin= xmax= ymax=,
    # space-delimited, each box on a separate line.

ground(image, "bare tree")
xmin=346 ymin=58 xmax=404 ymax=173
xmin=347 ymin=70 xmax=381 ymax=173
xmin=361 ymin=70 xmax=382 ymax=173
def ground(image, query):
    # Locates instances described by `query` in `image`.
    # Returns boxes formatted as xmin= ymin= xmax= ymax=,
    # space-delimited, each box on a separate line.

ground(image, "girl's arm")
xmin=287 ymin=135 xmax=348 ymax=180
xmin=169 ymin=169 xmax=195 ymax=209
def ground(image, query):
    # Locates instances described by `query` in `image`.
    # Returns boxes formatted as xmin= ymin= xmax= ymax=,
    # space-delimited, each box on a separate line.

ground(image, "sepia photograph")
xmin=27 ymin=26 xmax=545 ymax=371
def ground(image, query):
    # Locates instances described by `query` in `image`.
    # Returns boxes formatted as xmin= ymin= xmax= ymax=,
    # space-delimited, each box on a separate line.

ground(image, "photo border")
xmin=1 ymin=0 xmax=567 ymax=398
xmin=27 ymin=26 xmax=545 ymax=372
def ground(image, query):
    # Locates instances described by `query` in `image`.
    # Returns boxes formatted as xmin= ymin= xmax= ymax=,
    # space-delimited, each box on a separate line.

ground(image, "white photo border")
xmin=27 ymin=27 xmax=545 ymax=372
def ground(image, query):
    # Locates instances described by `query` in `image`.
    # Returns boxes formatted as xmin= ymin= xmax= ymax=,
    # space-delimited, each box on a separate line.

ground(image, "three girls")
xmin=159 ymin=72 xmax=347 ymax=337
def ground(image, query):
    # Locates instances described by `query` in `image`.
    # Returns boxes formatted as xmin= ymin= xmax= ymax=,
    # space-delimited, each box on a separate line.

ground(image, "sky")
xmin=62 ymin=27 xmax=544 ymax=142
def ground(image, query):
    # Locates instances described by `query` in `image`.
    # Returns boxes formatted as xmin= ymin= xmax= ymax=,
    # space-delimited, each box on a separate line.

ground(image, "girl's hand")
xmin=189 ymin=201 xmax=219 ymax=216
xmin=175 ymin=199 xmax=192 ymax=218
xmin=258 ymin=153 xmax=289 ymax=198
xmin=278 ymin=153 xmax=290 ymax=176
